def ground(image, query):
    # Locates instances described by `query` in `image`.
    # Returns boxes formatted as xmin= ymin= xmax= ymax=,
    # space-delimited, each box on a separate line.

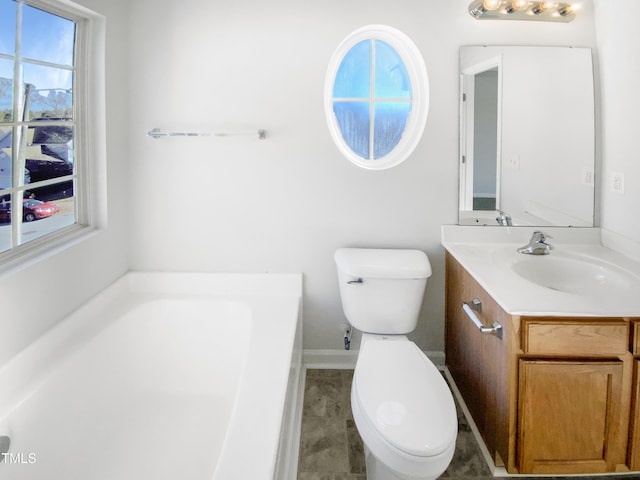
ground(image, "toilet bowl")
xmin=351 ymin=334 xmax=457 ymax=479
xmin=334 ymin=248 xmax=458 ymax=480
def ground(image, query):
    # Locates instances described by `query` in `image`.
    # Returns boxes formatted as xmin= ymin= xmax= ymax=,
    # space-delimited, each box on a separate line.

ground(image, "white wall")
xmin=593 ymin=0 xmax=640 ymax=243
xmin=126 ymin=0 xmax=598 ymax=353
xmin=0 ymin=0 xmax=130 ymax=367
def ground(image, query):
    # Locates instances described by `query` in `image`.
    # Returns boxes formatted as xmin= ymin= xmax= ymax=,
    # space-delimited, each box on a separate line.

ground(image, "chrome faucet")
xmin=496 ymin=210 xmax=512 ymax=226
xmin=517 ymin=231 xmax=553 ymax=255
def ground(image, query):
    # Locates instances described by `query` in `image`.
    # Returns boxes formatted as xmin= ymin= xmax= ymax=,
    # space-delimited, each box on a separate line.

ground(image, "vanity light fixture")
xmin=468 ymin=0 xmax=577 ymax=22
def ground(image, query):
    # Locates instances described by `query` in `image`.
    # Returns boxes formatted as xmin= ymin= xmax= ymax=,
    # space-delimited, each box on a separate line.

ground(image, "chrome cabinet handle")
xmin=462 ymin=299 xmax=503 ymax=339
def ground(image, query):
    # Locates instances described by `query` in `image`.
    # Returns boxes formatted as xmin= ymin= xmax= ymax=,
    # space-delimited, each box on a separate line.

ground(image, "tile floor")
xmin=297 ymin=368 xmax=640 ymax=480
xmin=297 ymin=368 xmax=492 ymax=480
xmin=298 ymin=369 xmax=365 ymax=480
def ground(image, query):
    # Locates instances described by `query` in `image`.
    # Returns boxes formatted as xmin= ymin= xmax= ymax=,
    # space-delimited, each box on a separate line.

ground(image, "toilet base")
xmin=364 ymin=446 xmax=441 ymax=480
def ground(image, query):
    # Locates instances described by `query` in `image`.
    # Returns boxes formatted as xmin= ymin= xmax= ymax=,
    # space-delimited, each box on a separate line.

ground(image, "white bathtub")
xmin=0 ymin=272 xmax=303 ymax=480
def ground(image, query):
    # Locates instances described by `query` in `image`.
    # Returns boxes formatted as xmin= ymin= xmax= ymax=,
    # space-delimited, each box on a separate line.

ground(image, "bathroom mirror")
xmin=459 ymin=46 xmax=595 ymax=226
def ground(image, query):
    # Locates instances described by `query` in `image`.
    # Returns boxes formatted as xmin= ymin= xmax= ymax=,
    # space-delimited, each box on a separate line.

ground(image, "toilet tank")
xmin=334 ymin=248 xmax=432 ymax=334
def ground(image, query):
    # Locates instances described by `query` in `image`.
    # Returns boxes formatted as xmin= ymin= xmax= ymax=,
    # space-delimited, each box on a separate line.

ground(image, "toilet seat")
xmin=353 ymin=339 xmax=457 ymax=458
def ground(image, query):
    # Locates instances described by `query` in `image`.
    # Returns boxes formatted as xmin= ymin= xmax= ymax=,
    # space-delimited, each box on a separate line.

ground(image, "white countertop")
xmin=441 ymin=225 xmax=640 ymax=317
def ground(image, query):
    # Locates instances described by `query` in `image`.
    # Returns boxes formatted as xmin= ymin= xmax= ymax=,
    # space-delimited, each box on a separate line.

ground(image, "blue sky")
xmin=1 ymin=0 xmax=75 ymax=108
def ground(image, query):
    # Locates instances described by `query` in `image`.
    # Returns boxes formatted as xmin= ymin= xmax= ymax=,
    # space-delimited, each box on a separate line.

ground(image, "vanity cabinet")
xmin=445 ymin=252 xmax=512 ymax=464
xmin=445 ymin=253 xmax=637 ymax=475
xmin=631 ymin=322 xmax=640 ymax=470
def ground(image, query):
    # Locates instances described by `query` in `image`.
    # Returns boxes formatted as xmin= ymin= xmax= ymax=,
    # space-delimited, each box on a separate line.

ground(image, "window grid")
xmin=369 ymin=39 xmax=375 ymax=160
xmin=1 ymin=0 xmax=77 ymax=253
xmin=331 ymin=39 xmax=412 ymax=162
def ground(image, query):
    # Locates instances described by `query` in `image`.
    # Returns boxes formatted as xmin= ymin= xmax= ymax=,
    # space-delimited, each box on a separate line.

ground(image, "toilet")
xmin=334 ymin=248 xmax=457 ymax=480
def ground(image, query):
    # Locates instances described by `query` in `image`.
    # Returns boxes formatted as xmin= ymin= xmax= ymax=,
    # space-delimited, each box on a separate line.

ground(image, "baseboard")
xmin=303 ymin=349 xmax=358 ymax=369
xmin=303 ymin=349 xmax=446 ymax=369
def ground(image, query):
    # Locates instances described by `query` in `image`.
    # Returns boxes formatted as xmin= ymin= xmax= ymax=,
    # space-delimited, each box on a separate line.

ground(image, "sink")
xmin=442 ymin=225 xmax=640 ymax=315
xmin=510 ymin=253 xmax=640 ymax=295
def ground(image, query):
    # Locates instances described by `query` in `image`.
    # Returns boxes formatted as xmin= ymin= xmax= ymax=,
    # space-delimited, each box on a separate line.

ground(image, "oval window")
xmin=325 ymin=25 xmax=429 ymax=170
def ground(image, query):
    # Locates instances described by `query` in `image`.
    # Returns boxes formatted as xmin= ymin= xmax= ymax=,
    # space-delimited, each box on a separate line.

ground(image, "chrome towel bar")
xmin=147 ymin=128 xmax=266 ymax=140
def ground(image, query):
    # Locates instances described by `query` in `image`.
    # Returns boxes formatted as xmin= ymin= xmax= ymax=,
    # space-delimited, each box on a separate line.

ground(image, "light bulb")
xmin=539 ymin=1 xmax=558 ymax=10
xmin=558 ymin=3 xmax=579 ymax=16
xmin=532 ymin=1 xmax=557 ymax=14
xmin=511 ymin=0 xmax=530 ymax=10
xmin=483 ymin=0 xmax=502 ymax=10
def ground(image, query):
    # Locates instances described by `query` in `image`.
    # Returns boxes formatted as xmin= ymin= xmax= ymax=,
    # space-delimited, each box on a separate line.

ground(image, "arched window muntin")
xmin=325 ymin=25 xmax=429 ymax=170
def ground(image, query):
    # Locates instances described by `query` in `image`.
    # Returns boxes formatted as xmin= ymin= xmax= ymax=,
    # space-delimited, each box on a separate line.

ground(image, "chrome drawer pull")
xmin=462 ymin=300 xmax=503 ymax=339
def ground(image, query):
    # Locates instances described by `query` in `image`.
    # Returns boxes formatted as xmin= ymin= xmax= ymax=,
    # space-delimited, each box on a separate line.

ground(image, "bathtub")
xmin=0 ymin=272 xmax=303 ymax=480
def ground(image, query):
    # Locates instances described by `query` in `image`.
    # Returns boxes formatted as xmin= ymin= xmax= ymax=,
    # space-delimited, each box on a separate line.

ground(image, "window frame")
xmin=0 ymin=0 xmax=106 ymax=272
xmin=324 ymin=25 xmax=429 ymax=170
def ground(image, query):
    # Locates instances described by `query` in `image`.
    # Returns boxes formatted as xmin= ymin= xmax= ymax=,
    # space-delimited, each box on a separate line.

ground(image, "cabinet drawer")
xmin=521 ymin=319 xmax=628 ymax=356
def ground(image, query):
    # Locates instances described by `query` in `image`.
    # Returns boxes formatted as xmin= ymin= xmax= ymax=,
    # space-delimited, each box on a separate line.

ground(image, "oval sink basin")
xmin=511 ymin=254 xmax=640 ymax=295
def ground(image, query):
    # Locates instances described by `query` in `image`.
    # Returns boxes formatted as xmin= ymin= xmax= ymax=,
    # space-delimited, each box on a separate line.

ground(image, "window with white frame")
xmin=325 ymin=25 xmax=429 ymax=170
xmin=0 ymin=0 xmax=105 ymax=265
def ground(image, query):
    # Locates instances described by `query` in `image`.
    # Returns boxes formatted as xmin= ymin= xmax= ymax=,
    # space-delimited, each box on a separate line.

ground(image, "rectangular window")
xmin=0 ymin=0 xmax=105 ymax=267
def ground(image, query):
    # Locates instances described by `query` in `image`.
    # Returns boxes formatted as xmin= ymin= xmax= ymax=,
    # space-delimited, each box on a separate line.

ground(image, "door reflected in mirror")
xmin=459 ymin=46 xmax=595 ymax=227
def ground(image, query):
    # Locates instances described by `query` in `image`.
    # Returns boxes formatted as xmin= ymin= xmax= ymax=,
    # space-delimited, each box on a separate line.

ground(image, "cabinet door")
xmin=445 ymin=253 xmax=509 ymax=464
xmin=518 ymin=359 xmax=624 ymax=474
xmin=631 ymin=359 xmax=640 ymax=470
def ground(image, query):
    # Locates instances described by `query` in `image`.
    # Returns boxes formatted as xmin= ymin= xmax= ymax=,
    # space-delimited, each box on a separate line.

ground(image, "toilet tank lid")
xmin=334 ymin=248 xmax=432 ymax=279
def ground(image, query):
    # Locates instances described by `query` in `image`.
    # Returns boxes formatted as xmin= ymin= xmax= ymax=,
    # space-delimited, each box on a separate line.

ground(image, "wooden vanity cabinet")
xmin=445 ymin=253 xmax=513 ymax=468
xmin=445 ymin=253 xmax=637 ymax=475
xmin=631 ymin=322 xmax=640 ymax=470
